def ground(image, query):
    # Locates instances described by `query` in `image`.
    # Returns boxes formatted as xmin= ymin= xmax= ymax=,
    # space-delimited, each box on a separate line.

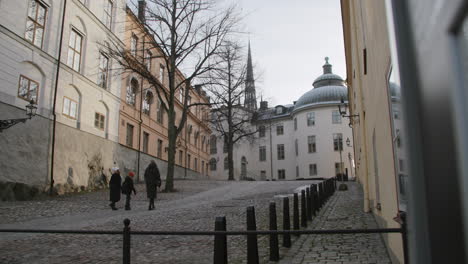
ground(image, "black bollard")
xmin=213 ymin=216 xmax=228 ymax=264
xmin=318 ymin=183 xmax=324 ymax=208
xmin=246 ymin=206 xmax=259 ymax=264
xmin=310 ymin=184 xmax=316 ymax=217
xmin=282 ymin=197 xmax=291 ymax=247
xmin=306 ymin=188 xmax=312 ymax=221
xmin=293 ymin=193 xmax=300 ymax=235
xmin=301 ymin=190 xmax=307 ymax=228
xmin=123 ymin=219 xmax=131 ymax=264
xmin=269 ymin=202 xmax=279 ymax=261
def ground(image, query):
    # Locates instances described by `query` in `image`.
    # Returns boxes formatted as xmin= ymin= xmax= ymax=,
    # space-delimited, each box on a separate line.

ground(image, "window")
xmin=335 ymin=162 xmax=344 ymax=175
xmin=309 ymin=164 xmax=317 ymax=176
xmin=296 ymin=166 xmax=299 ymax=178
xmin=159 ymin=64 xmax=165 ymax=83
xmin=62 ymin=97 xmax=78 ymax=119
xmin=156 ymin=98 xmax=163 ymax=123
xmin=259 ymin=146 xmax=266 ymax=161
xmin=396 ymin=129 xmax=402 ymax=148
xmin=126 ymin=123 xmax=134 ymax=147
xmin=278 ymin=169 xmax=285 ymax=180
xmin=210 ymin=158 xmax=217 ymax=171
xmin=145 ymin=49 xmax=152 ymax=70
xmin=295 ymin=139 xmax=298 ymax=156
xmin=98 ymin=53 xmax=109 ymax=89
xmin=399 ymin=159 xmax=404 ymax=172
xmin=157 ymin=139 xmax=163 ymax=158
xmin=127 ymin=79 xmax=138 ymax=106
xmin=18 ymin=75 xmax=39 ymax=102
xmin=94 ymin=112 xmax=105 ymax=130
xmin=333 ymin=133 xmax=343 ymax=151
xmin=179 ymin=150 xmax=183 ymax=164
xmin=103 ymin=0 xmax=113 ymax=29
xmin=259 ymin=125 xmax=266 ymax=137
xmin=332 ymin=110 xmax=342 ymax=124
xmin=224 ymin=157 xmax=228 ymax=170
xmin=210 ymin=135 xmax=217 ymax=154
xmin=143 ymin=132 xmax=149 ymax=153
xmin=187 ymin=154 xmax=191 ymax=169
xmin=142 ymin=91 xmax=152 ymax=115
xmin=187 ymin=96 xmax=192 ymax=107
xmin=393 ymin=110 xmax=400 ymax=120
xmin=194 ymin=132 xmax=199 ymax=148
xmin=307 ymin=112 xmax=315 ymax=126
xmin=25 ymin=0 xmax=47 ymax=48
xmin=276 ymin=107 xmax=283 ymax=115
xmin=276 ymin=124 xmax=284 ymax=135
xmin=308 ymin=135 xmax=316 ymax=153
xmin=179 ymin=87 xmax=184 ymax=102
xmin=201 ymin=161 xmax=205 ymax=175
xmin=67 ymin=29 xmax=83 ymax=71
xmin=194 ymin=158 xmax=198 ymax=171
xmin=294 ymin=118 xmax=297 ymax=130
xmin=131 ymin=34 xmax=138 ymax=56
xmin=277 ymin=144 xmax=285 ymax=160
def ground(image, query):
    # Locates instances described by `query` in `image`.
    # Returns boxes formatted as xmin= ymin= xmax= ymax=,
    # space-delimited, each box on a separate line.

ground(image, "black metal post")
xmin=282 ymin=197 xmax=291 ymax=247
xmin=214 ymin=216 xmax=228 ymax=264
xmin=318 ymin=183 xmax=324 ymax=208
xmin=123 ymin=219 xmax=131 ymax=264
xmin=293 ymin=193 xmax=300 ymax=235
xmin=306 ymin=187 xmax=312 ymax=221
xmin=246 ymin=206 xmax=259 ymax=264
xmin=269 ymin=202 xmax=279 ymax=261
xmin=310 ymin=184 xmax=316 ymax=217
xmin=401 ymin=212 xmax=409 ymax=264
xmin=301 ymin=190 xmax=307 ymax=228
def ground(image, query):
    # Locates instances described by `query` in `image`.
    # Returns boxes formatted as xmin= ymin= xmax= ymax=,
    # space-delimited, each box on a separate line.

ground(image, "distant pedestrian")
xmin=122 ymin=171 xmax=137 ymax=210
xmin=109 ymin=167 xmax=121 ymax=210
xmin=144 ymin=160 xmax=161 ymax=210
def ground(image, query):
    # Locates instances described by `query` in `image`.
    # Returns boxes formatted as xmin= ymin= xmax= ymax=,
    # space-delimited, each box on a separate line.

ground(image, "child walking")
xmin=122 ymin=171 xmax=137 ymax=210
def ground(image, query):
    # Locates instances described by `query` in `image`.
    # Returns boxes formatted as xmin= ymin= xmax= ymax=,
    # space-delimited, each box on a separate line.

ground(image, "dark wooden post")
xmin=269 ymin=202 xmax=279 ymax=261
xmin=282 ymin=197 xmax=291 ymax=247
xmin=123 ymin=219 xmax=131 ymax=264
xmin=301 ymin=190 xmax=307 ymax=228
xmin=213 ymin=216 xmax=227 ymax=264
xmin=246 ymin=206 xmax=259 ymax=264
xmin=293 ymin=193 xmax=300 ymax=235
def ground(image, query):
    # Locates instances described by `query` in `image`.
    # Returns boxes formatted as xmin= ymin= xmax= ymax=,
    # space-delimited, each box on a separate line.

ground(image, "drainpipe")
xmin=136 ymin=39 xmax=145 ymax=183
xmin=49 ymin=0 xmax=68 ymax=195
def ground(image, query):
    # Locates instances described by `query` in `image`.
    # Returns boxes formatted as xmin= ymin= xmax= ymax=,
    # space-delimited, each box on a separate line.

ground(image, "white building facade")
xmin=209 ymin=58 xmax=355 ymax=181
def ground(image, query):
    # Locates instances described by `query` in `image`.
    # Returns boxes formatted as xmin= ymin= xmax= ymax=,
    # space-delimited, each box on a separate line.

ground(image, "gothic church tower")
xmin=244 ymin=42 xmax=257 ymax=110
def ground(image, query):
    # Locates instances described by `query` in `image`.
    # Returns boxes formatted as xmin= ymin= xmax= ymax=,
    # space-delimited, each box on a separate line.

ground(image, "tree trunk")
xmin=228 ymin=136 xmax=234 ymax=181
xmin=165 ymin=107 xmax=176 ymax=192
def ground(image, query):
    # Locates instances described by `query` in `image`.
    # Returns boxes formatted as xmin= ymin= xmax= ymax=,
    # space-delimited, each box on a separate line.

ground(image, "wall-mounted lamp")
xmin=338 ymin=98 xmax=359 ymax=127
xmin=0 ymin=100 xmax=37 ymax=132
xmin=346 ymin=137 xmax=352 ymax=147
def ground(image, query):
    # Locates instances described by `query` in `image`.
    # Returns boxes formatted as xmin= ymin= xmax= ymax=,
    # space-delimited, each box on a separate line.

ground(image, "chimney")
xmin=138 ymin=0 xmax=146 ymax=23
xmin=260 ymin=101 xmax=268 ymax=110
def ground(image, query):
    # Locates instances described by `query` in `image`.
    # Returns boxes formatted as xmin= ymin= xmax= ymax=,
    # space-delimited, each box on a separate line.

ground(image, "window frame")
xmin=277 ymin=144 xmax=285 ymax=160
xmin=103 ymin=0 xmax=113 ymax=29
xmin=307 ymin=112 xmax=315 ymax=126
xmin=259 ymin=146 xmax=266 ymax=161
xmin=17 ymin=75 xmax=39 ymax=102
xmin=332 ymin=110 xmax=342 ymax=124
xmin=276 ymin=124 xmax=284 ymax=135
xmin=62 ymin=96 xmax=78 ymax=120
xmin=308 ymin=135 xmax=316 ymax=153
xmin=131 ymin=33 xmax=138 ymax=57
xmin=94 ymin=112 xmax=105 ymax=131
xmin=98 ymin=52 xmax=109 ymax=89
xmin=67 ymin=28 xmax=83 ymax=72
xmin=142 ymin=131 xmax=149 ymax=153
xmin=25 ymin=0 xmax=47 ymax=48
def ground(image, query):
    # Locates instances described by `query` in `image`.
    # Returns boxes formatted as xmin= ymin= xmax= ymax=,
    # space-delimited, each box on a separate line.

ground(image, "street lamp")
xmin=338 ymin=98 xmax=359 ymax=127
xmin=346 ymin=137 xmax=352 ymax=147
xmin=0 ymin=100 xmax=37 ymax=132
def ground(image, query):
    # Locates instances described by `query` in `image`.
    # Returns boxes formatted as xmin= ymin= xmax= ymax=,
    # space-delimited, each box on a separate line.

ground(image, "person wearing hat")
xmin=122 ymin=171 xmax=137 ymax=210
xmin=109 ymin=167 xmax=121 ymax=210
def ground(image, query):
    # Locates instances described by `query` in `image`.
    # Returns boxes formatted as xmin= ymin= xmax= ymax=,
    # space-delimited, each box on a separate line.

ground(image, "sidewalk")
xmin=278 ymin=182 xmax=392 ymax=264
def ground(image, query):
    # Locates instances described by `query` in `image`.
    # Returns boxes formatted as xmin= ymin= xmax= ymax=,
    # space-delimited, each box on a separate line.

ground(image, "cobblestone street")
xmin=0 ymin=180 xmax=392 ymax=264
xmin=0 ymin=180 xmax=314 ymax=264
xmin=278 ymin=182 xmax=392 ymax=264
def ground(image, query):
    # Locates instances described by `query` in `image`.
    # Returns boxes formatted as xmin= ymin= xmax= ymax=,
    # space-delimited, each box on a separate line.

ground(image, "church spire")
xmin=244 ymin=41 xmax=257 ymax=110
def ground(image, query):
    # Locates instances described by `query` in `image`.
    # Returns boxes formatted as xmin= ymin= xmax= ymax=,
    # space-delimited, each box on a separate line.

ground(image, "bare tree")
xmin=206 ymin=41 xmax=259 ymax=181
xmin=104 ymin=0 xmax=241 ymax=191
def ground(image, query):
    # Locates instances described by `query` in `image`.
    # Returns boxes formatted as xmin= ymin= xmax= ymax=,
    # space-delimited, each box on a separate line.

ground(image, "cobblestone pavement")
xmin=0 ymin=179 xmax=319 ymax=264
xmin=278 ymin=182 xmax=392 ymax=264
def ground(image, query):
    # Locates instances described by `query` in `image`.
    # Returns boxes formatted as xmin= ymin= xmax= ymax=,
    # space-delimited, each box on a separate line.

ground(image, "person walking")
xmin=109 ymin=167 xmax=121 ymax=210
xmin=144 ymin=160 xmax=161 ymax=210
xmin=122 ymin=171 xmax=137 ymax=210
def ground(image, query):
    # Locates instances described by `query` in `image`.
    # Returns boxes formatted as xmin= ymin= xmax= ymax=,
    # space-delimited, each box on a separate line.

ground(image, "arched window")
xmin=142 ymin=90 xmax=152 ymax=114
xmin=126 ymin=78 xmax=138 ymax=106
xmin=259 ymin=125 xmax=266 ymax=137
xmin=210 ymin=135 xmax=217 ymax=154
xmin=209 ymin=158 xmax=217 ymax=171
xmin=224 ymin=157 xmax=228 ymax=170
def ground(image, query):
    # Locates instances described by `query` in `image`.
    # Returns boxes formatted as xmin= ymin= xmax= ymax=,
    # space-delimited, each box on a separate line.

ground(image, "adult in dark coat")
xmin=109 ymin=167 xmax=121 ymax=210
xmin=144 ymin=160 xmax=161 ymax=210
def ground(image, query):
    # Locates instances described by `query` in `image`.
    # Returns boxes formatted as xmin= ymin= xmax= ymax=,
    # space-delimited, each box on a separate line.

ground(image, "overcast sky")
xmin=236 ymin=0 xmax=346 ymax=106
